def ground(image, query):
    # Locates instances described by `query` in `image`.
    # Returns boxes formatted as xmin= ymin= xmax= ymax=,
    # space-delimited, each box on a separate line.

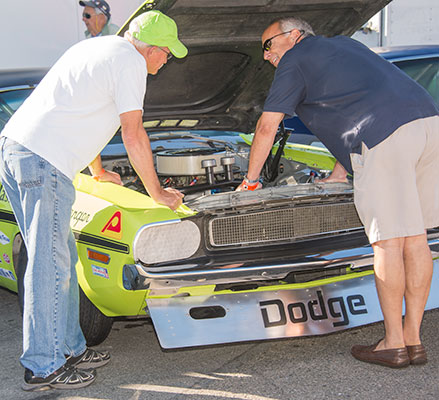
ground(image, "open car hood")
xmin=119 ymin=0 xmax=391 ymax=133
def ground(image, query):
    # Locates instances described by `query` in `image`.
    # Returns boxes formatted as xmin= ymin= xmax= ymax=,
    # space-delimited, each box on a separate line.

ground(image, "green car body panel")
xmin=72 ymin=174 xmax=195 ymax=317
xmin=0 ymin=188 xmax=20 ymax=292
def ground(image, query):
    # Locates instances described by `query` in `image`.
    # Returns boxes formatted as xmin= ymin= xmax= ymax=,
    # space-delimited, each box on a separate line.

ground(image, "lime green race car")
xmin=2 ymin=0 xmax=439 ymax=349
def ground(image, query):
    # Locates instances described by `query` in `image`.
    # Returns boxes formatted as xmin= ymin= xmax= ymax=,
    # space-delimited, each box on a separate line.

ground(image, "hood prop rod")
xmin=265 ymin=121 xmax=291 ymax=183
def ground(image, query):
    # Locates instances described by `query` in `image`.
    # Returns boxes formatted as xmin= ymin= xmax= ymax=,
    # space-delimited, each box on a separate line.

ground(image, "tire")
xmin=79 ymin=287 xmax=113 ymax=346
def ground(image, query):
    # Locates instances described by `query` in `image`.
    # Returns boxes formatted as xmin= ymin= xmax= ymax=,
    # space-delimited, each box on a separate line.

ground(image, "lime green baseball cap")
xmin=131 ymin=10 xmax=188 ymax=58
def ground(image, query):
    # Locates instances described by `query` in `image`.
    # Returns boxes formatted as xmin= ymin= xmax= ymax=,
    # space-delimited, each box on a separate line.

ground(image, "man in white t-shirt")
xmin=0 ymin=10 xmax=187 ymax=392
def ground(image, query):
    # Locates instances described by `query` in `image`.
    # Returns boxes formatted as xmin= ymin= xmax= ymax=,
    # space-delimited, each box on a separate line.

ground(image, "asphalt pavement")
xmin=1 ymin=286 xmax=438 ymax=400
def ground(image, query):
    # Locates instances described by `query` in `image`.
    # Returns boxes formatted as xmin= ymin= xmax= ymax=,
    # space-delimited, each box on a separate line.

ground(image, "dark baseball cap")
xmin=79 ymin=0 xmax=111 ymax=19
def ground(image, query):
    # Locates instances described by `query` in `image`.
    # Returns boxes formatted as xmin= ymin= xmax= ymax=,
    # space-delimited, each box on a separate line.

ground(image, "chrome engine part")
xmin=156 ymin=148 xmax=228 ymax=176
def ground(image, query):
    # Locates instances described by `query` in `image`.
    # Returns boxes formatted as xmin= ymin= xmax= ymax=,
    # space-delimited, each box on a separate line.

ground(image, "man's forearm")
xmin=119 ymin=110 xmax=162 ymax=198
xmin=117 ymin=106 xmax=183 ymax=209
xmin=247 ymin=112 xmax=284 ymax=181
xmin=247 ymin=128 xmax=276 ymax=181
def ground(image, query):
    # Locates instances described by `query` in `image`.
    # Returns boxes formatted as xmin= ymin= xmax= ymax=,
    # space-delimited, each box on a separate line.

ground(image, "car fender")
xmin=72 ymin=173 xmax=194 ymax=317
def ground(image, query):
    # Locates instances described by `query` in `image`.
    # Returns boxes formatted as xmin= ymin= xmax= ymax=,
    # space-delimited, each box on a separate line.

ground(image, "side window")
xmin=0 ymin=88 xmax=33 ymax=132
xmin=394 ymin=57 xmax=439 ymax=105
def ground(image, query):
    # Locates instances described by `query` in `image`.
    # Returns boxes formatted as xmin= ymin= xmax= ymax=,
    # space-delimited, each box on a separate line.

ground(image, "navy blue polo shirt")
xmin=263 ymin=35 xmax=439 ymax=174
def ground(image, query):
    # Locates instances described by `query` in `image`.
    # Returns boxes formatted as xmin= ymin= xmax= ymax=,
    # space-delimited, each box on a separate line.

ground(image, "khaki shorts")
xmin=351 ymin=115 xmax=439 ymax=244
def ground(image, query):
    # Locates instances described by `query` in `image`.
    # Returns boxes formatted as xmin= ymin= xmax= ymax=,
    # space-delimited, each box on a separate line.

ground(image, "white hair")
xmin=276 ymin=17 xmax=315 ymax=36
xmin=93 ymin=7 xmax=108 ymax=21
xmin=125 ymin=18 xmax=152 ymax=50
xmin=124 ymin=31 xmax=151 ymax=51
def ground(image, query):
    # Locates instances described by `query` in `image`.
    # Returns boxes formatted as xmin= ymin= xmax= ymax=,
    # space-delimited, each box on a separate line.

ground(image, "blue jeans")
xmin=0 ymin=136 xmax=86 ymax=377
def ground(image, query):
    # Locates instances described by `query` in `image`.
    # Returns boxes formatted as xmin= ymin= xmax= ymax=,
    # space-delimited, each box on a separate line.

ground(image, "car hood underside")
xmin=119 ymin=0 xmax=392 ymax=133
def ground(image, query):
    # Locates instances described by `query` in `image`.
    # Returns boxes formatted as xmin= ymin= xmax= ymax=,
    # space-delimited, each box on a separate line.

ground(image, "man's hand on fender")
xmin=154 ymin=187 xmax=184 ymax=210
xmin=314 ymin=161 xmax=348 ymax=184
xmin=94 ymin=169 xmax=123 ymax=185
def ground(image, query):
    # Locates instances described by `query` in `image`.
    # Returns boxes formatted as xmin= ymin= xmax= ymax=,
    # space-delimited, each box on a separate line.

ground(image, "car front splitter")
xmin=145 ymin=260 xmax=439 ymax=349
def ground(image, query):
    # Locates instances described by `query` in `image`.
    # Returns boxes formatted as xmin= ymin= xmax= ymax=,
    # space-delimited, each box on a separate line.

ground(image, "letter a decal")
xmin=101 ymin=211 xmax=122 ymax=240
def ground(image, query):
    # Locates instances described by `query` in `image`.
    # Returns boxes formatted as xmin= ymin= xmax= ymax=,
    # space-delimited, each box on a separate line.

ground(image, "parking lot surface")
xmin=1 ymin=286 xmax=438 ymax=400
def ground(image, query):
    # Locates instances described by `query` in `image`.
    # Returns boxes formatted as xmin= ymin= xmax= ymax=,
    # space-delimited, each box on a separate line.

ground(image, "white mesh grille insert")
xmin=209 ymin=202 xmax=362 ymax=247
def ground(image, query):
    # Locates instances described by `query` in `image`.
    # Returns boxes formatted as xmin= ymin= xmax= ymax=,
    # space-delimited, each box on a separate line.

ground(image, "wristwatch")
xmin=241 ymin=176 xmax=260 ymax=191
xmin=93 ymin=168 xmax=106 ymax=181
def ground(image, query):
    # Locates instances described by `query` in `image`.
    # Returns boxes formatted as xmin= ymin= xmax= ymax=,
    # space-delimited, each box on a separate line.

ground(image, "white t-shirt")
xmin=2 ymin=36 xmax=147 ymax=180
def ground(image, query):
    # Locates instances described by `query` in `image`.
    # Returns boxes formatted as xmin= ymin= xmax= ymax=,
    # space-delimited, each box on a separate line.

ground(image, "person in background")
xmin=0 ymin=10 xmax=187 ymax=391
xmin=79 ymin=0 xmax=119 ymax=38
xmin=238 ymin=16 xmax=439 ymax=369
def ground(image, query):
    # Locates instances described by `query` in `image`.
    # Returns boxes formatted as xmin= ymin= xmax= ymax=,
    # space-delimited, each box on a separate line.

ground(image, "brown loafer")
xmin=406 ymin=344 xmax=427 ymax=365
xmin=351 ymin=340 xmax=410 ymax=368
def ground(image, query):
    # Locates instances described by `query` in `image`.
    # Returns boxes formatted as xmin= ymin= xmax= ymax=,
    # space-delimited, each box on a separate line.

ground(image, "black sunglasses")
xmin=262 ymin=30 xmax=292 ymax=52
xmin=262 ymin=29 xmax=304 ymax=52
xmin=157 ymin=47 xmax=173 ymax=61
xmin=83 ymin=12 xmax=95 ymax=19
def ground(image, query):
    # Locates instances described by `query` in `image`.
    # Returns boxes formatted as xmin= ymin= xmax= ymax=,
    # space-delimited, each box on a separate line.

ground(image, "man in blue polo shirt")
xmin=238 ymin=17 xmax=439 ymax=368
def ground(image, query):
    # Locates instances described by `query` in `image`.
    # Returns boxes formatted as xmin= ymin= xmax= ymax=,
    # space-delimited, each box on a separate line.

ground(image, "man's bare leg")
xmin=402 ymin=233 xmax=432 ymax=346
xmin=372 ymin=234 xmax=433 ymax=350
xmin=372 ymin=237 xmax=406 ymax=350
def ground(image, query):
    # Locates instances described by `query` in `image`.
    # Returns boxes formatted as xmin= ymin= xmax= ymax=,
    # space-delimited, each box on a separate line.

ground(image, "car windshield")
xmin=394 ymin=57 xmax=439 ymax=105
xmin=0 ymin=88 xmax=33 ymax=132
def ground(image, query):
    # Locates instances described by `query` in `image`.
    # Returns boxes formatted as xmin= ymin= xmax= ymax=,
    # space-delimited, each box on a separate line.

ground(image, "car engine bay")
xmin=100 ymin=130 xmax=335 ymax=206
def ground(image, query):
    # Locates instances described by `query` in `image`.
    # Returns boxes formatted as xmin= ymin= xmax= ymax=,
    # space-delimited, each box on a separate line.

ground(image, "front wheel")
xmin=79 ymin=287 xmax=113 ymax=346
